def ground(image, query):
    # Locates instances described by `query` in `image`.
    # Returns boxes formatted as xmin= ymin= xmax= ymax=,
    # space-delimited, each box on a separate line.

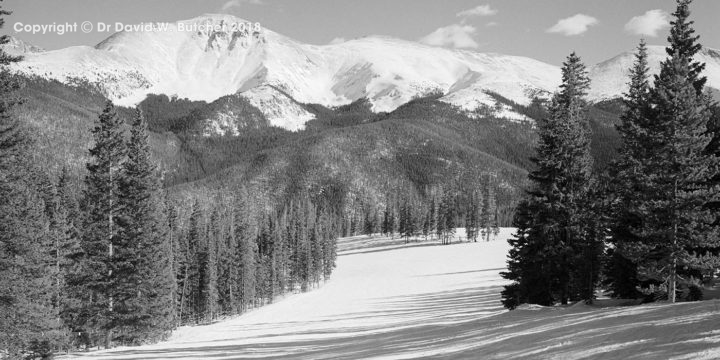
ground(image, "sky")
xmin=3 ymin=0 xmax=719 ymax=65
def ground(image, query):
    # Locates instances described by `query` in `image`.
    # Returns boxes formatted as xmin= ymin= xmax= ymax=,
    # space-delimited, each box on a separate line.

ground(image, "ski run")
xmin=63 ymin=229 xmax=720 ymax=360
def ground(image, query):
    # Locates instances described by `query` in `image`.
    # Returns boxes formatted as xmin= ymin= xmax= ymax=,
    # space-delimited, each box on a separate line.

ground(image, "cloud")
xmin=222 ymin=0 xmax=264 ymax=11
xmin=419 ymin=24 xmax=479 ymax=49
xmin=625 ymin=9 xmax=670 ymax=37
xmin=456 ymin=4 xmax=498 ymax=17
xmin=547 ymin=14 xmax=599 ymax=36
xmin=486 ymin=22 xmax=498 ymax=27
xmin=329 ymin=37 xmax=346 ymax=45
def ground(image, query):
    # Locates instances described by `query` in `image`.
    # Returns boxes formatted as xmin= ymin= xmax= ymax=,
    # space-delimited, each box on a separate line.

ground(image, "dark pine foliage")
xmin=115 ymin=108 xmax=175 ymax=343
xmin=606 ymin=0 xmax=719 ymax=303
xmin=605 ymin=40 xmax=652 ymax=299
xmin=501 ymin=52 xmax=600 ymax=309
xmin=0 ymin=3 xmax=65 ymax=356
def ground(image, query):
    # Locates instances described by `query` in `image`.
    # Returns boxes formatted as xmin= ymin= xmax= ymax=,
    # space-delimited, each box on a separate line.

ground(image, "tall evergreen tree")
xmin=427 ymin=195 xmax=436 ymax=240
xmin=219 ymin=206 xmax=240 ymax=315
xmin=606 ymin=40 xmax=652 ymax=299
xmin=72 ymin=100 xmax=127 ymax=347
xmin=627 ymin=0 xmax=718 ymax=302
xmin=465 ymin=191 xmax=479 ymax=242
xmin=235 ymin=201 xmax=256 ymax=311
xmin=363 ymin=207 xmax=377 ymax=236
xmin=480 ymin=180 xmax=492 ymax=241
xmin=436 ymin=191 xmax=447 ymax=243
xmin=501 ymin=52 xmax=595 ymax=308
xmin=198 ymin=209 xmax=219 ymax=323
xmin=184 ymin=201 xmax=203 ymax=323
xmin=437 ymin=191 xmax=456 ymax=244
xmin=400 ymin=199 xmax=415 ymax=243
xmin=115 ymin=108 xmax=175 ymax=342
xmin=52 ymin=167 xmax=81 ymax=319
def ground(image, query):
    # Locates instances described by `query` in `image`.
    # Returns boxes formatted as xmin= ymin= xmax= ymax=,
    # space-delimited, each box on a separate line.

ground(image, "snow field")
xmin=66 ymin=228 xmax=720 ymax=359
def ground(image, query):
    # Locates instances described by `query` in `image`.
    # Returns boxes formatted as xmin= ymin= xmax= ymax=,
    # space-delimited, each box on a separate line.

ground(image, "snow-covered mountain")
xmin=589 ymin=45 xmax=720 ymax=101
xmin=7 ymin=15 xmax=560 ymax=131
xmin=7 ymin=14 xmax=720 ymax=132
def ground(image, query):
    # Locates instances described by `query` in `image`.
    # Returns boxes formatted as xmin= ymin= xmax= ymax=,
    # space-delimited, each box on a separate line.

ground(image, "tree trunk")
xmin=109 ymin=169 xmax=114 ymax=313
xmin=670 ymin=179 xmax=678 ymax=303
xmin=179 ymin=267 xmax=189 ymax=325
xmin=669 ymin=256 xmax=677 ymax=303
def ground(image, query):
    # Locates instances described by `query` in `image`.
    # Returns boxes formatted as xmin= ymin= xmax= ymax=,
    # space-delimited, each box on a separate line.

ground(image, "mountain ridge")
xmin=6 ymin=14 xmax=720 ymax=133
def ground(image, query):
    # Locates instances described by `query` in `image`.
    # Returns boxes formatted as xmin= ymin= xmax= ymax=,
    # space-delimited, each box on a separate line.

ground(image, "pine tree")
xmin=174 ymin=202 xmax=193 ymax=324
xmin=479 ymin=180 xmax=491 ymax=241
xmin=72 ymin=100 xmax=127 ymax=347
xmin=706 ymin=102 xmax=720 ymax=269
xmin=320 ymin=212 xmax=337 ymax=280
xmin=163 ymin=193 xmax=183 ymax=324
xmin=310 ymin=220 xmax=323 ymax=285
xmin=574 ymin=179 xmax=608 ymax=303
xmin=399 ymin=198 xmax=412 ymax=243
xmin=606 ymin=40 xmax=652 ymax=299
xmin=115 ymin=108 xmax=175 ymax=342
xmin=465 ymin=191 xmax=478 ymax=242
xmin=52 ymin=167 xmax=81 ymax=315
xmin=501 ymin=52 xmax=595 ymax=308
xmin=234 ymin=196 xmax=256 ymax=312
xmin=363 ymin=207 xmax=376 ymax=236
xmin=436 ymin=191 xmax=447 ymax=243
xmin=274 ymin=208 xmax=289 ymax=295
xmin=218 ymin=205 xmax=239 ymax=315
xmin=198 ymin=209 xmax=219 ymax=324
xmin=0 ymin=4 xmax=66 ymax=355
xmin=427 ymin=195 xmax=436 ymax=240
xmin=437 ymin=191 xmax=456 ymax=244
xmin=501 ymin=199 xmax=553 ymax=309
xmin=382 ymin=203 xmax=391 ymax=236
xmin=402 ymin=199 xmax=416 ymax=242
xmin=629 ymin=0 xmax=719 ymax=303
xmin=185 ymin=201 xmax=203 ymax=323
xmin=421 ymin=209 xmax=431 ymax=241
xmin=387 ymin=203 xmax=396 ymax=239
xmin=491 ymin=205 xmax=500 ymax=239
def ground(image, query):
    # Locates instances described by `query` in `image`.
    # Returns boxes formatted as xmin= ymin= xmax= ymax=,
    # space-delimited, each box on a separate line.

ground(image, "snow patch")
xmin=241 ymin=85 xmax=314 ymax=131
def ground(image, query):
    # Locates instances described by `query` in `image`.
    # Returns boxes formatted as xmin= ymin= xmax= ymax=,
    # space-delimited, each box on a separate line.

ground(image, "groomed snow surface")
xmin=67 ymin=229 xmax=720 ymax=359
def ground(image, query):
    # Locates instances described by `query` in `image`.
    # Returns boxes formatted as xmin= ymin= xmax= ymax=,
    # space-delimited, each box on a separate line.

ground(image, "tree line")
xmin=502 ymin=0 xmax=720 ymax=309
xmin=1 ymin=100 xmax=340 ymax=358
xmin=0 ymin=48 xmax=339 ymax=360
xmin=349 ymin=179 xmax=502 ymax=244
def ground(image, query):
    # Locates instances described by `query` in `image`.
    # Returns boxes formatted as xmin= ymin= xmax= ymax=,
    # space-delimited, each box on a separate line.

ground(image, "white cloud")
xmin=625 ymin=9 xmax=670 ymax=37
xmin=329 ymin=37 xmax=346 ymax=45
xmin=486 ymin=22 xmax=498 ymax=27
xmin=456 ymin=4 xmax=498 ymax=17
xmin=222 ymin=0 xmax=264 ymax=11
xmin=547 ymin=14 xmax=599 ymax=36
xmin=419 ymin=24 xmax=479 ymax=49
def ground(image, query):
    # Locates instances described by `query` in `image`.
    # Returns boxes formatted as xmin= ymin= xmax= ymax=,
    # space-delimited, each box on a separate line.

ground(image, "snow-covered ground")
xmin=65 ymin=229 xmax=720 ymax=359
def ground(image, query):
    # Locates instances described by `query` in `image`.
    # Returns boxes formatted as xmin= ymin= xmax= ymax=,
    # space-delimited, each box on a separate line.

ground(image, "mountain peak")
xmin=588 ymin=44 xmax=720 ymax=102
xmin=95 ymin=13 xmax=265 ymax=51
xmin=1 ymin=36 xmax=44 ymax=56
xmin=188 ymin=13 xmax=253 ymax=23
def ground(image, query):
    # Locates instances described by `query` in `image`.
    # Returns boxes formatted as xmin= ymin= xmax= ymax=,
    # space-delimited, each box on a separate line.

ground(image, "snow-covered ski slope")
xmin=68 ymin=229 xmax=720 ymax=360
